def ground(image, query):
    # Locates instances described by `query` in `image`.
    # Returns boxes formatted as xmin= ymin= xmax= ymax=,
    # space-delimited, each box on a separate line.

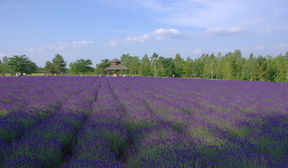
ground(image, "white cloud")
xmin=153 ymin=28 xmax=180 ymax=36
xmin=106 ymin=28 xmax=182 ymax=46
xmin=125 ymin=28 xmax=181 ymax=42
xmin=125 ymin=33 xmax=151 ymax=42
xmin=191 ymin=49 xmax=203 ymax=55
xmin=207 ymin=27 xmax=245 ymax=36
xmin=29 ymin=40 xmax=95 ymax=52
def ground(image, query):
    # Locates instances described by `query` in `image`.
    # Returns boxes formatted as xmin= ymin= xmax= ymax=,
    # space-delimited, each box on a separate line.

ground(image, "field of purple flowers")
xmin=0 ymin=76 xmax=287 ymax=168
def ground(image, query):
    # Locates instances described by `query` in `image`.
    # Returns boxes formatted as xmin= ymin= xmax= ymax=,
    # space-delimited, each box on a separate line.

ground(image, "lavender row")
xmin=0 ymin=77 xmax=95 ymax=147
xmin=108 ymin=78 xmax=208 ymax=167
xmin=1 ymin=78 xmax=101 ymax=168
xmin=107 ymin=78 xmax=199 ymax=167
xmin=63 ymin=78 xmax=126 ymax=168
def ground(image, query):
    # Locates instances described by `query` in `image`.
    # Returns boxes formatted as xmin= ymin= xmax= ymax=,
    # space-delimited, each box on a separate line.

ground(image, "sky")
xmin=0 ymin=0 xmax=288 ymax=66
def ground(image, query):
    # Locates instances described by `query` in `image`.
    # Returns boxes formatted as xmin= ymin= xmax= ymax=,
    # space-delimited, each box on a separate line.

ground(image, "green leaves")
xmin=7 ymin=55 xmax=37 ymax=74
xmin=95 ymin=59 xmax=110 ymax=75
xmin=69 ymin=59 xmax=94 ymax=75
xmin=45 ymin=54 xmax=66 ymax=75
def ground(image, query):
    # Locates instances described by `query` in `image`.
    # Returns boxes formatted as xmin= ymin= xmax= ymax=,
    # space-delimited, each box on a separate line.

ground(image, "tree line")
xmin=0 ymin=50 xmax=287 ymax=82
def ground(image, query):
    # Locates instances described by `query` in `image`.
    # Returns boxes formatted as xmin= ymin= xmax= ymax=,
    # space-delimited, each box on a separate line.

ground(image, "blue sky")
xmin=0 ymin=0 xmax=288 ymax=66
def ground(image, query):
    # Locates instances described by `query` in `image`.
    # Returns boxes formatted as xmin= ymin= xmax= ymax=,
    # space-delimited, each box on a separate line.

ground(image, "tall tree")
xmin=45 ymin=61 xmax=56 ymax=74
xmin=150 ymin=53 xmax=159 ymax=77
xmin=174 ymin=53 xmax=184 ymax=77
xmin=274 ymin=54 xmax=288 ymax=82
xmin=69 ymin=59 xmax=94 ymax=75
xmin=221 ymin=50 xmax=244 ymax=80
xmin=243 ymin=54 xmax=256 ymax=81
xmin=52 ymin=54 xmax=66 ymax=75
xmin=215 ymin=52 xmax=224 ymax=79
xmin=202 ymin=53 xmax=218 ymax=79
xmin=254 ymin=56 xmax=268 ymax=81
xmin=193 ymin=58 xmax=204 ymax=78
xmin=0 ymin=56 xmax=11 ymax=75
xmin=140 ymin=54 xmax=151 ymax=76
xmin=7 ymin=55 xmax=37 ymax=74
xmin=158 ymin=57 xmax=175 ymax=77
xmin=183 ymin=57 xmax=193 ymax=78
xmin=121 ymin=54 xmax=140 ymax=75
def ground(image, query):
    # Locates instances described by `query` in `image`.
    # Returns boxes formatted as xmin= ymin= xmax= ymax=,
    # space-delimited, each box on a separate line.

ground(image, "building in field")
xmin=105 ymin=59 xmax=128 ymax=76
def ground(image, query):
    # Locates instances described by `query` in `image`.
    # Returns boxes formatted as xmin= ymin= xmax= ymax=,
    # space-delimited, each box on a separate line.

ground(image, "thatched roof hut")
xmin=105 ymin=59 xmax=128 ymax=71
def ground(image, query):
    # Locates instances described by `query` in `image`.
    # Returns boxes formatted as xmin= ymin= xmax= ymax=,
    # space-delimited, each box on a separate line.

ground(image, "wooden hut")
xmin=105 ymin=59 xmax=128 ymax=76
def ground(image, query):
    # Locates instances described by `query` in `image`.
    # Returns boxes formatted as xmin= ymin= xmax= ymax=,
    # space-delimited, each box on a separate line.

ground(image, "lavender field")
xmin=0 ymin=77 xmax=288 ymax=168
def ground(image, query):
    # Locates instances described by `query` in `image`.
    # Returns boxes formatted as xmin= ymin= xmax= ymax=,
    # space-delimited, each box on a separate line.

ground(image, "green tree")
xmin=265 ymin=56 xmax=277 ymax=81
xmin=202 ymin=53 xmax=218 ymax=79
xmin=242 ymin=54 xmax=256 ymax=81
xmin=45 ymin=61 xmax=56 ymax=74
xmin=52 ymin=54 xmax=66 ymax=75
xmin=274 ymin=53 xmax=288 ymax=82
xmin=155 ymin=56 xmax=165 ymax=77
xmin=95 ymin=59 xmax=110 ymax=75
xmin=44 ymin=54 xmax=66 ymax=75
xmin=69 ymin=59 xmax=94 ymax=75
xmin=193 ymin=58 xmax=204 ymax=78
xmin=285 ymin=52 xmax=288 ymax=81
xmin=157 ymin=57 xmax=175 ymax=77
xmin=215 ymin=52 xmax=224 ymax=79
xmin=150 ymin=53 xmax=159 ymax=77
xmin=7 ymin=55 xmax=37 ymax=74
xmin=174 ymin=53 xmax=184 ymax=77
xmin=221 ymin=50 xmax=243 ymax=80
xmin=121 ymin=54 xmax=140 ymax=75
xmin=183 ymin=57 xmax=193 ymax=78
xmin=140 ymin=54 xmax=151 ymax=76
xmin=37 ymin=67 xmax=46 ymax=74
xmin=254 ymin=56 xmax=268 ymax=81
xmin=0 ymin=56 xmax=11 ymax=75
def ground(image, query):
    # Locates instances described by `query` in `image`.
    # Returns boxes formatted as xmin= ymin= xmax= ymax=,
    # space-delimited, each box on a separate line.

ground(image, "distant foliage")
xmin=119 ymin=50 xmax=288 ymax=82
xmin=1 ymin=50 xmax=287 ymax=81
xmin=121 ymin=54 xmax=140 ymax=75
xmin=139 ymin=54 xmax=151 ymax=77
xmin=0 ymin=56 xmax=11 ymax=75
xmin=45 ymin=54 xmax=67 ymax=75
xmin=69 ymin=59 xmax=94 ymax=75
xmin=95 ymin=59 xmax=111 ymax=75
xmin=1 ymin=55 xmax=38 ymax=75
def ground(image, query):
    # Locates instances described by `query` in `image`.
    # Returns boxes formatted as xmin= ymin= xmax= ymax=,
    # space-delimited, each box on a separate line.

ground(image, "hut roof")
xmin=105 ymin=59 xmax=128 ymax=71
